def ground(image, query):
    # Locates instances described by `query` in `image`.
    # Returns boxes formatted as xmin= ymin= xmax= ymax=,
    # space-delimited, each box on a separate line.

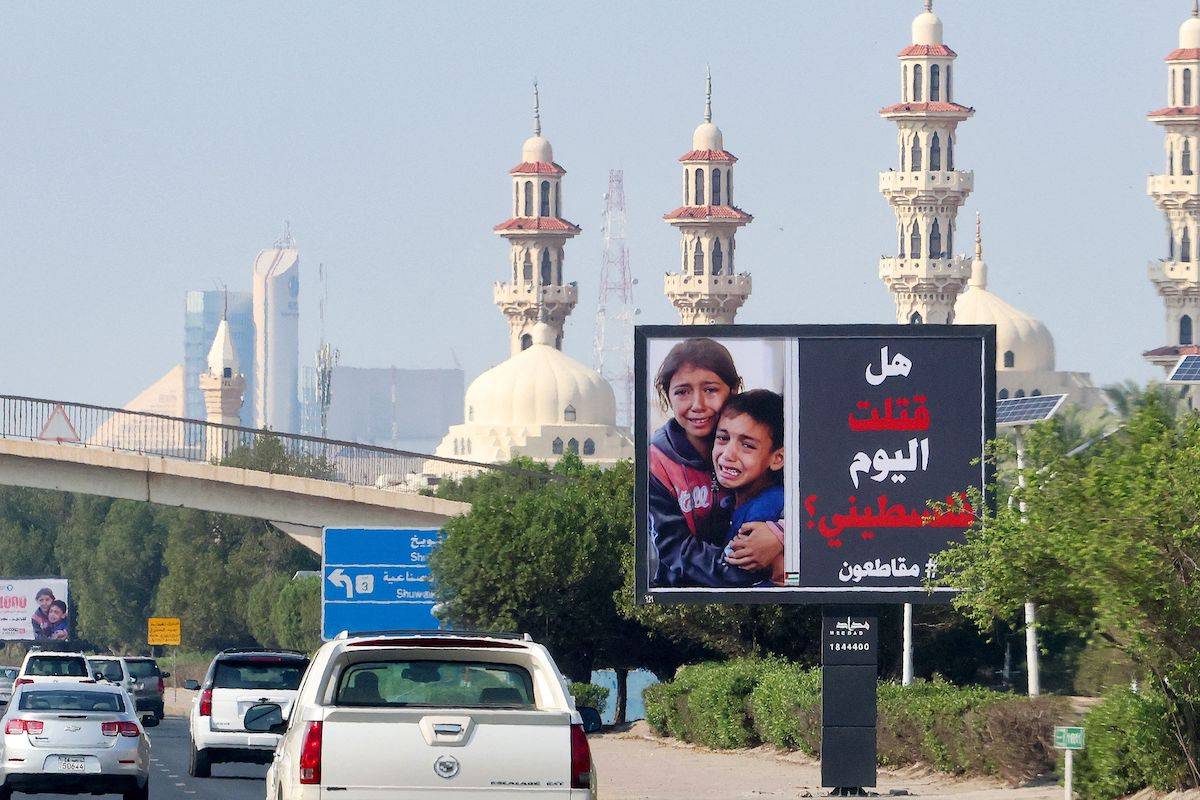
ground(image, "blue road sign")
xmin=321 ymin=527 xmax=442 ymax=640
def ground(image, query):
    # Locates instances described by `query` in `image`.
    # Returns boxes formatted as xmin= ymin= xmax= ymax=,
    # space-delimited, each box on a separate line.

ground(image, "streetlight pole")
xmin=1012 ymin=427 xmax=1039 ymax=697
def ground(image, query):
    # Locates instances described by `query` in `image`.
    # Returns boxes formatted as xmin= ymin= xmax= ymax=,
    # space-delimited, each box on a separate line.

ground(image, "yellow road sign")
xmin=147 ymin=617 xmax=181 ymax=646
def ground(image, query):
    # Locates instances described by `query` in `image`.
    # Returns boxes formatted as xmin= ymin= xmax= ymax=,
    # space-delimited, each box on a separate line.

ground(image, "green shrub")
xmin=748 ymin=660 xmax=821 ymax=754
xmin=570 ymin=682 xmax=609 ymax=712
xmin=642 ymin=682 xmax=670 ymax=735
xmin=1074 ymin=688 xmax=1191 ymax=800
xmin=647 ymin=659 xmax=1067 ymax=785
xmin=679 ymin=659 xmax=767 ymax=749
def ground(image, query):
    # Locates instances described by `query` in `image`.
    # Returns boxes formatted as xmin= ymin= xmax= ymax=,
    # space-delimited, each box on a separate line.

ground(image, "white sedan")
xmin=0 ymin=681 xmax=150 ymax=800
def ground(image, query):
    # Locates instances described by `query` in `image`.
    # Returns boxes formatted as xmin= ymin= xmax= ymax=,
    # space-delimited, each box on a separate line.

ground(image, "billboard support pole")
xmin=821 ymin=606 xmax=879 ymax=794
xmin=901 ymin=603 xmax=914 ymax=685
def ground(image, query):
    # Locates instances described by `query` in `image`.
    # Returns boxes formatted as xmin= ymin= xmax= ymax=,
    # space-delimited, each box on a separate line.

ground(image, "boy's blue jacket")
xmin=726 ymin=484 xmax=785 ymax=546
xmin=647 ymin=419 xmax=766 ymax=588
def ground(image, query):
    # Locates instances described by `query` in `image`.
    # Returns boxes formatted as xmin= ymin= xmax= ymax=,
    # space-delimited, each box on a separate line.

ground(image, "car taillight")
xmin=102 ymin=722 xmax=140 ymax=738
xmin=570 ymin=723 xmax=592 ymax=790
xmin=198 ymin=688 xmax=212 ymax=717
xmin=13 ymin=678 xmax=32 ymax=687
xmin=156 ymin=677 xmax=165 ymax=694
xmin=5 ymin=719 xmax=43 ymax=735
xmin=299 ymin=721 xmax=322 ymax=785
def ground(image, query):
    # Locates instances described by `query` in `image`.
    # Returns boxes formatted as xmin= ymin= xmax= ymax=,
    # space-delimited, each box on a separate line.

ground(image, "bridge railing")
xmin=0 ymin=394 xmax=549 ymax=494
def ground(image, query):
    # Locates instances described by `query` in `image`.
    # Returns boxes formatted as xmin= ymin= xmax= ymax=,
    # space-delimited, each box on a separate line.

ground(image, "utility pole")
xmin=592 ymin=170 xmax=636 ymax=427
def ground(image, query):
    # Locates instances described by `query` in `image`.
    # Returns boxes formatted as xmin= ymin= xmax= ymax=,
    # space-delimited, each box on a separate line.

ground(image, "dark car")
xmin=123 ymin=657 xmax=169 ymax=720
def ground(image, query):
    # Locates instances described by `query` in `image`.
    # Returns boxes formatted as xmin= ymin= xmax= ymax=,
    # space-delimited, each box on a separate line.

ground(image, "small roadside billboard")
xmin=147 ymin=617 xmax=181 ymax=646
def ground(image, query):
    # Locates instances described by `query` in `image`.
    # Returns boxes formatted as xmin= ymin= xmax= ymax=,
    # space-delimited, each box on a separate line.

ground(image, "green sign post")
xmin=1054 ymin=726 xmax=1085 ymax=798
xmin=1054 ymin=726 xmax=1085 ymax=750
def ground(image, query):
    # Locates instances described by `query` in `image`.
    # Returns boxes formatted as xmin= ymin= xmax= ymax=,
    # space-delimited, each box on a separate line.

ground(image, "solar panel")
xmin=996 ymin=394 xmax=1068 ymax=428
xmin=1167 ymin=354 xmax=1200 ymax=383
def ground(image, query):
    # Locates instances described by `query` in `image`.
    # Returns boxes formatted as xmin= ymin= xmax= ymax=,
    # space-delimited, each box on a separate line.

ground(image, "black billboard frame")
xmin=634 ymin=323 xmax=996 ymax=606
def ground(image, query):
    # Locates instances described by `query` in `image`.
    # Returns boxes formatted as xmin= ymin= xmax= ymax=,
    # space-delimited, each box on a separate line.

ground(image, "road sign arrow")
xmin=327 ymin=568 xmax=354 ymax=599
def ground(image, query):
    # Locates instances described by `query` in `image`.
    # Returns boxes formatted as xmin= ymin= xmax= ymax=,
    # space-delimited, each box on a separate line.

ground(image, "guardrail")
xmin=0 ymin=394 xmax=548 ymax=493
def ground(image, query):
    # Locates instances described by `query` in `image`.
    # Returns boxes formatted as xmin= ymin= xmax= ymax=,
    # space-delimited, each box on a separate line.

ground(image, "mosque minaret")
xmin=879 ymin=0 xmax=975 ymax=325
xmin=1144 ymin=2 xmax=1200 ymax=371
xmin=663 ymin=69 xmax=753 ymax=325
xmin=493 ymin=83 xmax=580 ymax=356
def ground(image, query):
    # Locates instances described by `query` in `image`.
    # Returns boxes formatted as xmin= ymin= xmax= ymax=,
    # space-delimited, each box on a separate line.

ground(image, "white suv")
xmin=184 ymin=649 xmax=309 ymax=778
xmin=246 ymin=632 xmax=597 ymax=800
xmin=16 ymin=651 xmax=94 ymax=687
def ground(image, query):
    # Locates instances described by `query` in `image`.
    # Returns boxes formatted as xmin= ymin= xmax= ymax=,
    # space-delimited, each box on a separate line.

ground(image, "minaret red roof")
xmin=678 ymin=149 xmax=738 ymax=163
xmin=1167 ymin=48 xmax=1200 ymax=61
xmin=663 ymin=205 xmax=752 ymax=222
xmin=879 ymin=101 xmax=973 ymax=115
xmin=493 ymin=217 xmax=581 ymax=234
xmin=1148 ymin=106 xmax=1200 ymax=117
xmin=509 ymin=161 xmax=566 ymax=176
xmin=897 ymin=44 xmax=957 ymax=57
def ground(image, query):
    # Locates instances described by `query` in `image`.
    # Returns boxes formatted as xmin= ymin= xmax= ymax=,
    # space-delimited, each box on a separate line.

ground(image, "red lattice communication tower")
xmin=593 ymin=170 xmax=636 ymax=428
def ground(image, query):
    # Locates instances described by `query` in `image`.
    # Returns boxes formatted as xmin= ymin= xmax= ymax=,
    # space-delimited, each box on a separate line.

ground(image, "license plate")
xmin=56 ymin=756 xmax=87 ymax=772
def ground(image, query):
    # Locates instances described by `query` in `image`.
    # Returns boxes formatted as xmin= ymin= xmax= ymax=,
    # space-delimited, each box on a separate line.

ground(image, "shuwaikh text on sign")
xmin=634 ymin=324 xmax=995 ymax=605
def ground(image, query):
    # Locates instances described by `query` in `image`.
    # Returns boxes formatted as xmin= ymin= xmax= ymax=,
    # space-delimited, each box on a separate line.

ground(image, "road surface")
xmin=12 ymin=717 xmax=267 ymax=800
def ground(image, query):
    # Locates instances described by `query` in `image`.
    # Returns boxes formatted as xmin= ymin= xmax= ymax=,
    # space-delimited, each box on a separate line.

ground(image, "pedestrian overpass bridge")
xmin=0 ymin=395 xmax=535 ymax=554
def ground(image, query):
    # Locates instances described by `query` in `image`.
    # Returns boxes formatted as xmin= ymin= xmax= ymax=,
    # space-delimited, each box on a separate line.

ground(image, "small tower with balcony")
xmin=663 ymin=69 xmax=753 ymax=325
xmin=879 ymin=0 xmax=975 ymax=324
xmin=1145 ymin=2 xmax=1200 ymax=370
xmin=199 ymin=316 xmax=246 ymax=459
xmin=493 ymin=83 xmax=580 ymax=355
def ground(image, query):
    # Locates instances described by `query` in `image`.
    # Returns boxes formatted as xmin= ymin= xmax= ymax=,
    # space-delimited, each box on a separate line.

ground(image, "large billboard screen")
xmin=635 ymin=325 xmax=994 ymax=605
xmin=0 ymin=579 xmax=71 ymax=640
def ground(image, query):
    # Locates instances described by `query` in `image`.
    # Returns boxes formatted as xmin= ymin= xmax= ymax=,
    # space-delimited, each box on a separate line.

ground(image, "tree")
xmin=221 ymin=434 xmax=335 ymax=479
xmin=154 ymin=509 xmax=251 ymax=650
xmin=431 ymin=456 xmax=688 ymax=721
xmin=939 ymin=394 xmax=1200 ymax=786
xmin=269 ymin=577 xmax=321 ymax=652
xmin=73 ymin=501 xmax=166 ymax=648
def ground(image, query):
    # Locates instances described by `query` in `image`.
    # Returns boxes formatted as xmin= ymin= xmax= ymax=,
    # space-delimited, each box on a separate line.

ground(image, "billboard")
xmin=0 ymin=579 xmax=71 ymax=641
xmin=635 ymin=325 xmax=994 ymax=604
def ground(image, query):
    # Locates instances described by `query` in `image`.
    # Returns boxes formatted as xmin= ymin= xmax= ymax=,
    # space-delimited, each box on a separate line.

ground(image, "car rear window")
xmin=334 ymin=660 xmax=535 ymax=708
xmin=214 ymin=659 xmax=306 ymax=690
xmin=20 ymin=689 xmax=124 ymax=713
xmin=88 ymin=660 xmax=124 ymax=682
xmin=25 ymin=656 xmax=88 ymax=677
xmin=124 ymin=660 xmax=159 ymax=679
xmin=0 ymin=668 xmax=17 ymax=680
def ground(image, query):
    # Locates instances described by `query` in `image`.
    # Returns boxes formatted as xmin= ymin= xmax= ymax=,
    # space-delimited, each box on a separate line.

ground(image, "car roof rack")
xmin=336 ymin=629 xmax=531 ymax=641
xmin=217 ymin=647 xmax=307 ymax=656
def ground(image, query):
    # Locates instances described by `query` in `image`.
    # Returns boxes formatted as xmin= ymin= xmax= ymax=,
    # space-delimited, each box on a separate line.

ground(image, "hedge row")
xmin=1074 ymin=688 xmax=1193 ymax=800
xmin=643 ymin=658 xmax=1068 ymax=786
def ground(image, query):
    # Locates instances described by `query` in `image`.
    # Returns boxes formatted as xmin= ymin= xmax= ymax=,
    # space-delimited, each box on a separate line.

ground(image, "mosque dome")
xmin=954 ymin=250 xmax=1056 ymax=373
xmin=911 ymin=2 xmax=943 ymax=46
xmin=1181 ymin=10 xmax=1200 ymax=50
xmin=464 ymin=336 xmax=616 ymax=427
xmin=521 ymin=135 xmax=554 ymax=164
xmin=692 ymin=121 xmax=724 ymax=152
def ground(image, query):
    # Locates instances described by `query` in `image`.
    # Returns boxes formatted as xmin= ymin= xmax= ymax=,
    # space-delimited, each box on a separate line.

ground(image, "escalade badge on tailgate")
xmin=434 ymin=755 xmax=460 ymax=779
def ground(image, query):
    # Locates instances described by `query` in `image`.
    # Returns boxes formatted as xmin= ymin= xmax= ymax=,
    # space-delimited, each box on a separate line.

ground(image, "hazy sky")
xmin=0 ymin=1 xmax=1187 ymax=408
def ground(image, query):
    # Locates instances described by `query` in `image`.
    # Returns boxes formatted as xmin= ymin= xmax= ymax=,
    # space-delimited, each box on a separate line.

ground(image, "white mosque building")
xmin=433 ymin=89 xmax=633 ymax=466
xmin=877 ymin=1 xmax=1105 ymax=409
